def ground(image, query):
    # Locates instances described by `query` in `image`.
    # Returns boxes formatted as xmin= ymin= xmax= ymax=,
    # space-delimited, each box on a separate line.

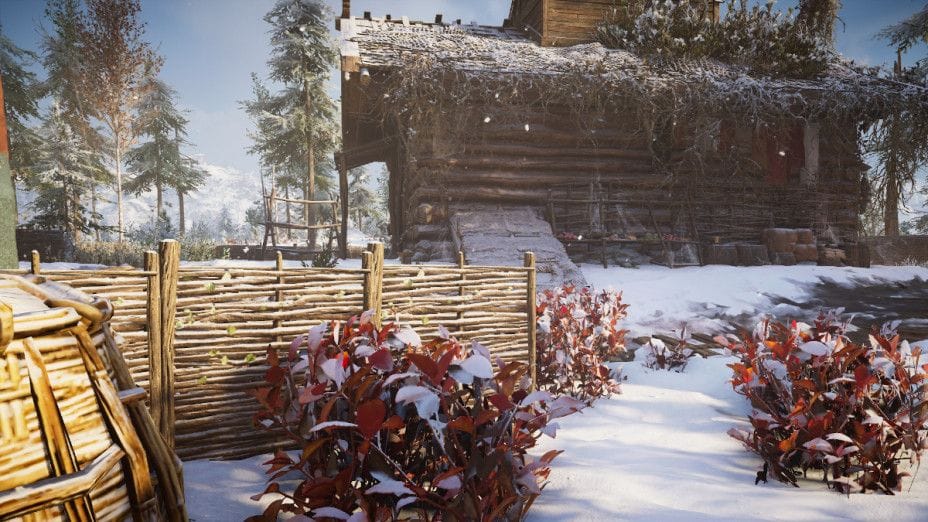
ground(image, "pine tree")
xmin=29 ymin=101 xmax=101 ymax=236
xmin=347 ymin=168 xmax=385 ymax=236
xmin=41 ymin=0 xmax=109 ymax=236
xmin=80 ymin=0 xmax=162 ymax=242
xmin=174 ymin=155 xmax=207 ymax=236
xmin=256 ymin=0 xmax=338 ymax=247
xmin=125 ymin=76 xmax=189 ymax=219
xmin=0 ymin=28 xmax=41 ymax=186
xmin=870 ymin=5 xmax=928 ymax=236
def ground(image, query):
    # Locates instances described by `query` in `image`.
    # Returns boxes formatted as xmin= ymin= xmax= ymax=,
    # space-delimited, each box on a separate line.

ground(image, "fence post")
xmin=30 ymin=250 xmax=40 ymax=275
xmin=524 ymin=252 xmax=537 ymax=390
xmin=274 ymin=251 xmax=284 ymax=345
xmin=144 ymin=251 xmax=163 ymax=424
xmin=157 ymin=239 xmax=179 ymax=450
xmin=457 ymin=251 xmax=466 ymax=334
xmin=363 ymin=242 xmax=384 ymax=328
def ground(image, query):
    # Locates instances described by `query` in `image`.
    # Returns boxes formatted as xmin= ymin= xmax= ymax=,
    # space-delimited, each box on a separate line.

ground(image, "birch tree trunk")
xmin=115 ymin=137 xmax=125 ymax=242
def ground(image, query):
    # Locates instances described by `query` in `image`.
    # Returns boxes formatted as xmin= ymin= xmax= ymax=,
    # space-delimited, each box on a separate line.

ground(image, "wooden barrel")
xmin=0 ymin=275 xmax=184 ymax=521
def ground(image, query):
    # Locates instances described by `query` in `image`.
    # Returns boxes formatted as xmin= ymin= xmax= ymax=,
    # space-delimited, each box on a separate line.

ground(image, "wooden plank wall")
xmin=510 ymin=0 xmax=545 ymax=42
xmin=544 ymin=0 xmax=617 ymax=46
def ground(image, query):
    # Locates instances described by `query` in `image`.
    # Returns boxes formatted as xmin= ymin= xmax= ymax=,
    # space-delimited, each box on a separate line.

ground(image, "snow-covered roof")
xmin=339 ymin=16 xmax=926 ymax=106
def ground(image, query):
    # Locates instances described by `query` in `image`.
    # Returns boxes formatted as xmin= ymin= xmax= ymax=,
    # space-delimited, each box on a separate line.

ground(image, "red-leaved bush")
xmin=249 ymin=313 xmax=585 ymax=521
xmin=724 ymin=314 xmax=928 ymax=493
xmin=535 ymin=286 xmax=627 ymax=402
xmin=643 ymin=336 xmax=694 ymax=372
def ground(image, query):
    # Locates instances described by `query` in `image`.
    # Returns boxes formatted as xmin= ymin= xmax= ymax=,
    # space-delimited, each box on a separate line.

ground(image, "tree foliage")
xmin=0 ymin=29 xmax=41 ymax=178
xmin=596 ymin=0 xmax=836 ymax=78
xmin=244 ymin=0 xmax=339 ymax=247
xmin=125 ymin=76 xmax=206 ymax=220
xmin=79 ymin=0 xmax=162 ymax=241
xmin=28 ymin=101 xmax=103 ymax=235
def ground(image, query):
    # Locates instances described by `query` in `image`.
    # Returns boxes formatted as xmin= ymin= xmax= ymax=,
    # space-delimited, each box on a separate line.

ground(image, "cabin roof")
xmin=339 ymin=16 xmax=925 ymax=101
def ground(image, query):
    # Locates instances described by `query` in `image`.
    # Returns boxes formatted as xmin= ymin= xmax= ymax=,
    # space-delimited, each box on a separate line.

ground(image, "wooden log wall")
xmin=2 ymin=248 xmax=536 ymax=460
xmin=395 ymin=105 xmax=864 ymax=248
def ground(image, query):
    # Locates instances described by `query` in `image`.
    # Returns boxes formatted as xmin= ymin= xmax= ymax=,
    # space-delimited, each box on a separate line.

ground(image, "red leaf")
xmin=356 ymin=399 xmax=387 ymax=439
xmin=382 ymin=415 xmax=404 ymax=430
xmin=370 ymin=349 xmax=394 ymax=371
xmin=448 ymin=416 xmax=475 ymax=433
xmin=265 ymin=365 xmax=286 ymax=385
xmin=488 ymin=393 xmax=515 ymax=411
xmin=408 ymin=353 xmax=439 ymax=384
xmin=267 ymin=345 xmax=279 ymax=367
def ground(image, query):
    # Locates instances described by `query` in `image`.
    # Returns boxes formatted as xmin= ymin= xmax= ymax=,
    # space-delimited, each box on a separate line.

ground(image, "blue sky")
xmin=1 ymin=0 xmax=926 ymax=176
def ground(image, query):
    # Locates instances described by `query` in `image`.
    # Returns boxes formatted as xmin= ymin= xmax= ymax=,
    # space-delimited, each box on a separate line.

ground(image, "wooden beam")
xmin=339 ymin=154 xmax=349 ymax=258
xmin=524 ymin=252 xmax=537 ymax=390
xmin=158 ymin=239 xmax=180 ymax=450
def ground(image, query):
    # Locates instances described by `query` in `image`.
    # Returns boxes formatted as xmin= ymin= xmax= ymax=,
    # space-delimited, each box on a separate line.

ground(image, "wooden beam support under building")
xmin=338 ymin=152 xmax=349 ymax=259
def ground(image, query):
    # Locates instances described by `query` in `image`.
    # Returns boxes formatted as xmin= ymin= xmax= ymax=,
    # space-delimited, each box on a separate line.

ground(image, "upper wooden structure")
xmin=335 ymin=1 xmax=915 ymax=255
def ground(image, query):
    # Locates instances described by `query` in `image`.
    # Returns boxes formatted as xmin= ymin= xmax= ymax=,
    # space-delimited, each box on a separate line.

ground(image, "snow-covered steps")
xmin=448 ymin=203 xmax=586 ymax=289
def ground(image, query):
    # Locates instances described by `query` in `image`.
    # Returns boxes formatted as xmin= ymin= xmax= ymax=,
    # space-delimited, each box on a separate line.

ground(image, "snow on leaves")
xmin=727 ymin=314 xmax=928 ymax=494
xmin=535 ymin=285 xmax=627 ymax=402
xmin=249 ymin=315 xmax=581 ymax=520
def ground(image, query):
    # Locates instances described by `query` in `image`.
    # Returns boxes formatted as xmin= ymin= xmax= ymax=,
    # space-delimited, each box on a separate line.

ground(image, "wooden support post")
xmin=524 ymin=252 xmax=537 ymax=390
xmin=367 ymin=242 xmax=384 ymax=328
xmin=157 ymin=239 xmax=179 ymax=450
xmin=30 ymin=250 xmax=40 ymax=275
xmin=338 ymin=154 xmax=349 ymax=259
xmin=457 ymin=251 xmax=466 ymax=334
xmin=274 ymin=251 xmax=284 ymax=345
xmin=144 ymin=251 xmax=162 ymax=421
xmin=361 ymin=250 xmax=374 ymax=312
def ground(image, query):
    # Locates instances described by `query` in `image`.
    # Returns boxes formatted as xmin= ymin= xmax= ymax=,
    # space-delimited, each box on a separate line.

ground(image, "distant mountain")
xmin=16 ymin=162 xmax=264 ymax=242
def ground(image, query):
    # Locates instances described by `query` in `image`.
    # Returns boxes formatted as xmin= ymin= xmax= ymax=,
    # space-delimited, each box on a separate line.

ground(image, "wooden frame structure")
xmin=260 ymin=187 xmax=341 ymax=258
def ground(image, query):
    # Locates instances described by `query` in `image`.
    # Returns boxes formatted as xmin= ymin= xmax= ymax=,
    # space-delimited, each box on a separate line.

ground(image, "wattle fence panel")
xmin=2 ymin=242 xmax=536 ymax=460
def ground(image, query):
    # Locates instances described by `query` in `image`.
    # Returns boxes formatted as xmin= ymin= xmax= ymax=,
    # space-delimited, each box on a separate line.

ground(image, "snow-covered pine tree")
xmin=29 ymin=101 xmax=101 ymax=237
xmin=0 ymin=28 xmax=41 ymax=188
xmin=41 ymin=0 xmax=109 ymax=237
xmin=256 ymin=0 xmax=338 ymax=247
xmin=125 ymin=76 xmax=189 ymax=219
xmin=79 ymin=0 xmax=162 ymax=242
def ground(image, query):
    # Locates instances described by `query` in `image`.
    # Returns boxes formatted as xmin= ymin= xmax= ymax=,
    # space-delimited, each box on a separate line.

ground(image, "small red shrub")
xmin=643 ymin=335 xmax=694 ymax=372
xmin=724 ymin=314 xmax=928 ymax=493
xmin=249 ymin=314 xmax=584 ymax=521
xmin=535 ymin=286 xmax=627 ymax=402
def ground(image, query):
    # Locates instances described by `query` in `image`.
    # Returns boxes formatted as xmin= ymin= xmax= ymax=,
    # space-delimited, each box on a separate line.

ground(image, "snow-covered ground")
xmin=85 ymin=262 xmax=928 ymax=519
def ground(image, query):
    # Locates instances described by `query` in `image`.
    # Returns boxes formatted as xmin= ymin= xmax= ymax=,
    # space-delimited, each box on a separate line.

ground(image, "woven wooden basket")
xmin=0 ymin=275 xmax=186 ymax=521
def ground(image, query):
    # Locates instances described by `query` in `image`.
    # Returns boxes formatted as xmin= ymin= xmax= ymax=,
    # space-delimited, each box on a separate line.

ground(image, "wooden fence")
xmin=4 ymin=241 xmax=537 ymax=460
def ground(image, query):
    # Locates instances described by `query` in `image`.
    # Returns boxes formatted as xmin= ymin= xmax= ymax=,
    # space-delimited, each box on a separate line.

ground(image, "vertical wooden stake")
xmin=524 ymin=252 xmax=537 ymax=391
xmin=144 ymin=251 xmax=162 ymax=423
xmin=274 ymin=251 xmax=284 ymax=345
xmin=457 ymin=251 xmax=466 ymax=334
xmin=158 ymin=239 xmax=180 ymax=450
xmin=30 ymin=250 xmax=40 ymax=275
xmin=367 ymin=241 xmax=384 ymax=329
xmin=361 ymin=250 xmax=374 ymax=313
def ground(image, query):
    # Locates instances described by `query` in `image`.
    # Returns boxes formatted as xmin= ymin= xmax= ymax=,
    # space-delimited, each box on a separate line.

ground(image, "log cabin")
xmin=335 ymin=0 xmax=925 ymax=273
